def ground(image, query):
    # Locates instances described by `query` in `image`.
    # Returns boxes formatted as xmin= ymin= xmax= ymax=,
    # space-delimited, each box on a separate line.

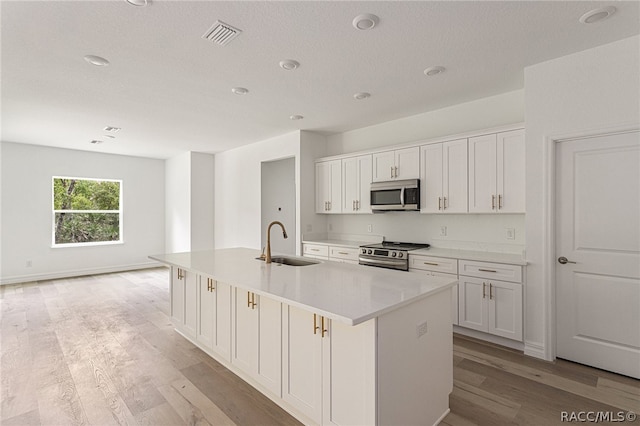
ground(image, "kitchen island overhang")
xmin=150 ymin=248 xmax=456 ymax=426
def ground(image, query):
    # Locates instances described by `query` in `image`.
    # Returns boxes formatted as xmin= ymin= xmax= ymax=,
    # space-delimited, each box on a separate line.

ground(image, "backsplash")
xmin=327 ymin=213 xmax=525 ymax=255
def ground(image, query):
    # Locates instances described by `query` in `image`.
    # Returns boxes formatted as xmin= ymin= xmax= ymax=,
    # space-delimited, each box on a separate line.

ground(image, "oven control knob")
xmin=392 ymin=252 xmax=397 ymax=257
xmin=367 ymin=249 xmax=373 ymax=254
xmin=398 ymin=252 xmax=404 ymax=258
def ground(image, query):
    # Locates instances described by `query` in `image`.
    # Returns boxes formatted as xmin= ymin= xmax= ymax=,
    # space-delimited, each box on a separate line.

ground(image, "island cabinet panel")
xmin=171 ymin=267 xmax=197 ymax=338
xmin=197 ymin=277 xmax=232 ymax=361
xmin=232 ymin=288 xmax=282 ymax=396
xmin=282 ymin=305 xmax=323 ymax=424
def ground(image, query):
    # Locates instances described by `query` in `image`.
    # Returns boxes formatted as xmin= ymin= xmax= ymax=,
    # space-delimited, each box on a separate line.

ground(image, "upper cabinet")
xmin=420 ymin=139 xmax=468 ymax=213
xmin=316 ymin=160 xmax=342 ymax=214
xmin=468 ymin=129 xmax=525 ymax=213
xmin=372 ymin=147 xmax=419 ymax=182
xmin=342 ymin=155 xmax=372 ymax=214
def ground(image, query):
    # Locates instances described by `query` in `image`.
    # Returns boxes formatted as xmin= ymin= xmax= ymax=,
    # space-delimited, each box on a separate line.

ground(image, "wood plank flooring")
xmin=1 ymin=268 xmax=638 ymax=425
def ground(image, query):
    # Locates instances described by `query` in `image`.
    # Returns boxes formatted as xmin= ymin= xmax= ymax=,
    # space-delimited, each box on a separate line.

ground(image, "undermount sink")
xmin=255 ymin=256 xmax=319 ymax=267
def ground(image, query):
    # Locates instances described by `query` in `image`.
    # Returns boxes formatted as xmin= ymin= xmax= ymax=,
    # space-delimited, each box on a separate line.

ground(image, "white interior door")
xmin=556 ymin=130 xmax=640 ymax=378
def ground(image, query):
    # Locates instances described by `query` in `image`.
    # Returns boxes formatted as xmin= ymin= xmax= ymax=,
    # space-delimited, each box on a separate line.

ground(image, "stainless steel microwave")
xmin=370 ymin=179 xmax=420 ymax=212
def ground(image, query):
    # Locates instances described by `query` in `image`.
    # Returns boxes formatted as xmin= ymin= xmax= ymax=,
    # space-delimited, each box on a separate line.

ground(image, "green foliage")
xmin=53 ymin=178 xmax=121 ymax=244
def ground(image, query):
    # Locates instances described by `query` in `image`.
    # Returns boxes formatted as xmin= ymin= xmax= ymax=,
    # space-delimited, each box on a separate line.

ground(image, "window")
xmin=52 ymin=177 xmax=122 ymax=246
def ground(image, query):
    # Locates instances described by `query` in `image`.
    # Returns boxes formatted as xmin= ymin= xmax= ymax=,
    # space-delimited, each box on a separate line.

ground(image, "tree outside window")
xmin=52 ymin=177 xmax=122 ymax=246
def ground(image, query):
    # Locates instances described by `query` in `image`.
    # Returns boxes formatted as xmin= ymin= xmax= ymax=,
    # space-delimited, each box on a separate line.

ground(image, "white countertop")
xmin=150 ymin=248 xmax=456 ymax=326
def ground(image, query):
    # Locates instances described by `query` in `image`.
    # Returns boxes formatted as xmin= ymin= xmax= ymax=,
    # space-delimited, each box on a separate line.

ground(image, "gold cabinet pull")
xmin=482 ymin=282 xmax=486 ymax=299
xmin=394 ymin=166 xmax=398 ymax=178
xmin=498 ymin=194 xmax=503 ymax=209
xmin=247 ymin=291 xmax=251 ymax=308
xmin=492 ymin=195 xmax=496 ymax=210
xmin=251 ymin=293 xmax=257 ymax=309
xmin=313 ymin=314 xmax=319 ymax=335
xmin=177 ymin=268 xmax=184 ymax=280
xmin=338 ymin=251 xmax=349 ymax=255
xmin=443 ymin=197 xmax=447 ymax=209
xmin=390 ymin=166 xmax=394 ymax=178
xmin=321 ymin=316 xmax=328 ymax=338
xmin=423 ymin=262 xmax=439 ymax=266
xmin=479 ymin=268 xmax=497 ymax=273
xmin=438 ymin=197 xmax=442 ymax=210
xmin=489 ymin=283 xmax=493 ymax=300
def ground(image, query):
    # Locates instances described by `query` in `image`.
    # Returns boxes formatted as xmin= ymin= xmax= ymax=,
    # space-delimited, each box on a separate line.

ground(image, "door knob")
xmin=558 ymin=256 xmax=576 ymax=264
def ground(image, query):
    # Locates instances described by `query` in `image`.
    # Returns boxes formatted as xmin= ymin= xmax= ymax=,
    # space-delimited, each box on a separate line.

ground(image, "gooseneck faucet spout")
xmin=265 ymin=221 xmax=288 ymax=264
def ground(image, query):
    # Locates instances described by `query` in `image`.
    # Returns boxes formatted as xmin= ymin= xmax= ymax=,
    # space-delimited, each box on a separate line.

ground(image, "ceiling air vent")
xmin=202 ymin=20 xmax=242 ymax=46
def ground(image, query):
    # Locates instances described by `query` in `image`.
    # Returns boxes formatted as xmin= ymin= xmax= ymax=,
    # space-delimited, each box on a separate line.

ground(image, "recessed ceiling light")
xmin=289 ymin=115 xmax=304 ymax=121
xmin=353 ymin=92 xmax=371 ymax=100
xmin=231 ymin=87 xmax=249 ymax=95
xmin=125 ymin=0 xmax=148 ymax=6
xmin=352 ymin=13 xmax=379 ymax=30
xmin=84 ymin=55 xmax=110 ymax=67
xmin=279 ymin=60 xmax=300 ymax=71
xmin=90 ymin=140 xmax=103 ymax=144
xmin=579 ymin=6 xmax=616 ymax=24
xmin=103 ymin=126 xmax=121 ymax=133
xmin=424 ymin=66 xmax=445 ymax=76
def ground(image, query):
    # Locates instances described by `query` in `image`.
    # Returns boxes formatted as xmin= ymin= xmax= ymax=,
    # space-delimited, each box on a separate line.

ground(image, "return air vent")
xmin=202 ymin=20 xmax=242 ymax=46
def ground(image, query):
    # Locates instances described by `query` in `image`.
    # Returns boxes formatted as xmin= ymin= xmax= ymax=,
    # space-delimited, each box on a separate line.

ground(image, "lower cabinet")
xmin=171 ymin=267 xmax=198 ymax=338
xmin=232 ymin=288 xmax=282 ymax=396
xmin=458 ymin=260 xmax=523 ymax=341
xmin=409 ymin=255 xmax=459 ymax=325
xmin=197 ymin=276 xmax=232 ymax=361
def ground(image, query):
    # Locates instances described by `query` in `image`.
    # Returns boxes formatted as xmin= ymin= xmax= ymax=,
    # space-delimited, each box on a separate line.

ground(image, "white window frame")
xmin=51 ymin=176 xmax=124 ymax=248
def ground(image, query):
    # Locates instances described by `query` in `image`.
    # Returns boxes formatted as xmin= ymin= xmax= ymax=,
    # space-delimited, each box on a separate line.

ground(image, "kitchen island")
xmin=150 ymin=248 xmax=457 ymax=426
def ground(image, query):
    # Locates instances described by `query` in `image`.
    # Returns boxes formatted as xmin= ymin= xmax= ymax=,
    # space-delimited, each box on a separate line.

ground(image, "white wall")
xmin=214 ymin=131 xmax=303 ymax=252
xmin=524 ymin=35 xmax=640 ymax=360
xmin=0 ymin=142 xmax=165 ymax=284
xmin=323 ymin=90 xmax=526 ymax=253
xmin=326 ymin=90 xmax=524 ymax=156
xmin=261 ymin=157 xmax=296 ymax=255
xmin=190 ymin=152 xmax=215 ymax=251
xmin=165 ymin=152 xmax=191 ymax=252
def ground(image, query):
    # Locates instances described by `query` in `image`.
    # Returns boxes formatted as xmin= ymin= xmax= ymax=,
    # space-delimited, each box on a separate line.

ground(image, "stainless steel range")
xmin=359 ymin=241 xmax=431 ymax=271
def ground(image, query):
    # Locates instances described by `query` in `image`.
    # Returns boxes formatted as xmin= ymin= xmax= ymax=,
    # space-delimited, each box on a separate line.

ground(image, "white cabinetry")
xmin=458 ymin=260 xmax=523 ymax=341
xmin=420 ymin=139 xmax=468 ymax=213
xmin=409 ymin=255 xmax=459 ymax=325
xmin=197 ymin=277 xmax=231 ymax=360
xmin=302 ymin=243 xmax=360 ymax=264
xmin=171 ymin=267 xmax=197 ymax=338
xmin=316 ymin=160 xmax=342 ymax=214
xmin=468 ymin=129 xmax=525 ymax=213
xmin=302 ymin=243 xmax=329 ymax=260
xmin=342 ymin=155 xmax=372 ymax=213
xmin=372 ymin=147 xmax=419 ymax=182
xmin=232 ymin=288 xmax=282 ymax=395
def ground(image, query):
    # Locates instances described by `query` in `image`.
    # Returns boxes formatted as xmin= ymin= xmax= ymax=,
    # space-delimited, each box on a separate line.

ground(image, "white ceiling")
xmin=2 ymin=1 xmax=639 ymax=159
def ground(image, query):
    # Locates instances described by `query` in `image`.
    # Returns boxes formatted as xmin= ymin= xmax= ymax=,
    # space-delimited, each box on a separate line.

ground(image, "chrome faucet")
xmin=265 ymin=221 xmax=288 ymax=264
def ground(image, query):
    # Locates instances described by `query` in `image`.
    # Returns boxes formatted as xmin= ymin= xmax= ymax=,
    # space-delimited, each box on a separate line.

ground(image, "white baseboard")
xmin=0 ymin=262 xmax=165 ymax=285
xmin=453 ymin=325 xmax=525 ymax=351
xmin=524 ymin=341 xmax=550 ymax=361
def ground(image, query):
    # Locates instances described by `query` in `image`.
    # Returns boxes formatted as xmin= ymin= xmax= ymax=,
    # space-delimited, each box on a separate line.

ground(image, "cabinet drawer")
xmin=409 ymin=255 xmax=458 ymax=274
xmin=459 ymin=260 xmax=522 ymax=283
xmin=303 ymin=244 xmax=329 ymax=257
xmin=329 ymin=246 xmax=360 ymax=261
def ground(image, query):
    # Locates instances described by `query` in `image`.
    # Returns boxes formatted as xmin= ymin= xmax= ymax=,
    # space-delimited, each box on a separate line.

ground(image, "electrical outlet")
xmin=416 ymin=321 xmax=428 ymax=338
xmin=367 ymin=224 xmax=372 ymax=233
xmin=440 ymin=226 xmax=447 ymax=237
xmin=506 ymin=228 xmax=515 ymax=240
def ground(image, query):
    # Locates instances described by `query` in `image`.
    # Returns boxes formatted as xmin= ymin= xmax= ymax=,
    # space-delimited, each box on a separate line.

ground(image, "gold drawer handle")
xmin=338 ymin=251 xmax=349 ymax=255
xmin=479 ymin=268 xmax=497 ymax=273
xmin=321 ymin=316 xmax=327 ymax=338
xmin=423 ymin=262 xmax=439 ymax=266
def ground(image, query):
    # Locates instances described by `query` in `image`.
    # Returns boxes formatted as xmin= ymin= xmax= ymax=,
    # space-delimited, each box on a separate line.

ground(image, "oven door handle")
xmin=400 ymin=187 xmax=405 ymax=207
xmin=359 ymin=256 xmax=406 ymax=267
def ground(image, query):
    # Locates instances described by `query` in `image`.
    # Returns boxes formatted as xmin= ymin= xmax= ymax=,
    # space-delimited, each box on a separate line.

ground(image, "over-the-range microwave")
xmin=370 ymin=179 xmax=420 ymax=212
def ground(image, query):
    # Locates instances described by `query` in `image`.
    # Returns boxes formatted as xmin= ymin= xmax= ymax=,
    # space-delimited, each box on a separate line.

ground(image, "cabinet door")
xmin=323 ymin=319 xmax=376 ymax=426
xmin=443 ymin=139 xmax=468 ymax=213
xmin=315 ymin=162 xmax=330 ymax=213
xmin=372 ymin=150 xmax=396 ymax=182
xmin=468 ymin=134 xmax=497 ymax=213
xmin=197 ymin=276 xmax=215 ymax=350
xmin=342 ymin=157 xmax=359 ymax=213
xmin=256 ymin=295 xmax=282 ymax=396
xmin=420 ymin=143 xmax=443 ymax=213
xmin=213 ymin=281 xmax=232 ymax=361
xmin=171 ymin=267 xmax=185 ymax=326
xmin=232 ymin=288 xmax=258 ymax=373
xmin=497 ymin=129 xmax=525 ymax=213
xmin=395 ymin=147 xmax=420 ymax=180
xmin=183 ymin=270 xmax=198 ymax=338
xmin=282 ymin=305 xmax=323 ymax=424
xmin=488 ymin=281 xmax=523 ymax=341
xmin=357 ymin=155 xmax=372 ymax=213
xmin=458 ymin=276 xmax=488 ymax=332
xmin=328 ymin=160 xmax=342 ymax=213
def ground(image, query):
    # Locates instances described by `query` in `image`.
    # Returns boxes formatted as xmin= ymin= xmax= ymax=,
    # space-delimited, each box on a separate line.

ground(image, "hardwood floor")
xmin=1 ymin=268 xmax=638 ymax=425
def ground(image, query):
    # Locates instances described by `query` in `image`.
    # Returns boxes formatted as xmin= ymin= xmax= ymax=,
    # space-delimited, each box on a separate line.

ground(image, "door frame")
xmin=539 ymin=123 xmax=640 ymax=362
